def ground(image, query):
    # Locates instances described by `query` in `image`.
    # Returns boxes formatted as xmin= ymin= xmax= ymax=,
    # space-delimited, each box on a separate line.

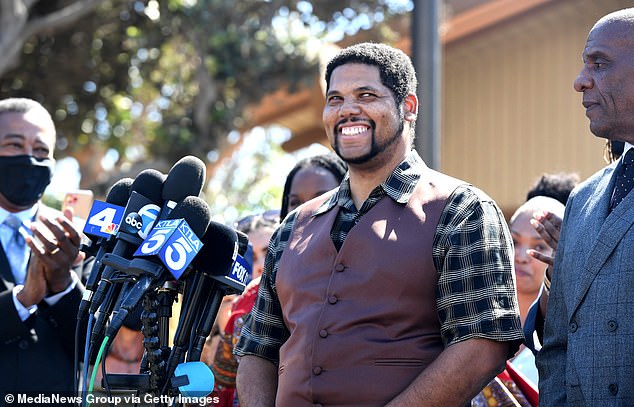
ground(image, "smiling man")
xmin=536 ymin=8 xmax=634 ymax=406
xmin=234 ymin=43 xmax=523 ymax=407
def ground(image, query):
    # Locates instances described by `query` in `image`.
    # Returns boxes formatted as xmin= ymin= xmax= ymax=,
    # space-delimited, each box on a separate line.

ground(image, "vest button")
xmin=607 ymin=320 xmax=618 ymax=332
xmin=569 ymin=321 xmax=578 ymax=333
xmin=608 ymin=383 xmax=618 ymax=395
xmin=335 ymin=264 xmax=345 ymax=272
xmin=312 ymin=366 xmax=322 ymax=375
xmin=328 ymin=296 xmax=338 ymax=305
xmin=319 ymin=329 xmax=328 ymax=338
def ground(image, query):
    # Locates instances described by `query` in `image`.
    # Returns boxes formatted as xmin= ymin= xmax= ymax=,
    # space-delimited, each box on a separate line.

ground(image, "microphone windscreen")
xmin=174 ymin=361 xmax=214 ymax=397
xmin=192 ymin=220 xmax=238 ymax=276
xmin=163 ymin=156 xmax=206 ymax=202
xmin=131 ymin=169 xmax=165 ymax=205
xmin=236 ymin=230 xmax=249 ymax=256
xmin=167 ymin=196 xmax=211 ymax=238
xmin=105 ymin=178 xmax=133 ymax=206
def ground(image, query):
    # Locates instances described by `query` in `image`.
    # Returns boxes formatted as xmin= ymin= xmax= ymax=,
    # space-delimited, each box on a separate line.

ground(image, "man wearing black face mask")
xmin=0 ymin=98 xmax=87 ymax=398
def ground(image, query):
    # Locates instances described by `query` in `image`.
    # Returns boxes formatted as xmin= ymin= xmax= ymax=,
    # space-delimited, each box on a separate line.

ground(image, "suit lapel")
xmin=0 ymin=204 xmax=48 ymax=291
xmin=0 ymin=242 xmax=16 ymax=291
xmin=573 ymin=165 xmax=634 ymax=311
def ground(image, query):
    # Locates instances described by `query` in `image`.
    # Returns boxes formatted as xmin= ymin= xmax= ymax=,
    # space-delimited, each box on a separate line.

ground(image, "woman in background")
xmin=280 ymin=153 xmax=347 ymax=220
xmin=211 ymin=153 xmax=346 ymax=407
xmin=510 ymin=196 xmax=565 ymax=327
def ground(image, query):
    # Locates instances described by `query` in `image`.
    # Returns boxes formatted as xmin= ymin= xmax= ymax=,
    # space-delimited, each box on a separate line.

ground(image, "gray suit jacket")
xmin=536 ymin=159 xmax=634 ymax=406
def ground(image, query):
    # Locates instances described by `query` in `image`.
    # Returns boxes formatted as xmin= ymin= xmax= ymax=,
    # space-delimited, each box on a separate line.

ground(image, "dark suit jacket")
xmin=522 ymin=297 xmax=542 ymax=355
xmin=0 ymin=205 xmax=90 ymax=396
xmin=537 ymin=157 xmax=634 ymax=406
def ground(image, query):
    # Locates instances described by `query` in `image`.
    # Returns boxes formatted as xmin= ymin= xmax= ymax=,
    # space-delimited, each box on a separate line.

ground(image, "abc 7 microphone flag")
xmin=83 ymin=193 xmax=159 ymax=239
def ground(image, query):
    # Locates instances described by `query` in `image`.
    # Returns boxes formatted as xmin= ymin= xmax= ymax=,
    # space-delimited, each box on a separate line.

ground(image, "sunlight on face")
xmin=511 ymin=210 xmax=551 ymax=296
xmin=509 ymin=196 xmax=565 ymax=300
xmin=248 ymin=227 xmax=275 ymax=280
xmin=287 ymin=166 xmax=340 ymax=214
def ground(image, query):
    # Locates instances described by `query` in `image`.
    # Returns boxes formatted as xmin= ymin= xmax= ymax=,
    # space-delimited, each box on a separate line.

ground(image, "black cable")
xmin=101 ymin=340 xmax=115 ymax=407
xmin=81 ymin=315 xmax=95 ymax=407
xmin=74 ymin=315 xmax=81 ymax=406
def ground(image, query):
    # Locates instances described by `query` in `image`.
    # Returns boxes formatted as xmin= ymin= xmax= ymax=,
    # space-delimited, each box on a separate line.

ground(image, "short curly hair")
xmin=325 ymin=42 xmax=417 ymax=108
xmin=526 ymin=172 xmax=580 ymax=205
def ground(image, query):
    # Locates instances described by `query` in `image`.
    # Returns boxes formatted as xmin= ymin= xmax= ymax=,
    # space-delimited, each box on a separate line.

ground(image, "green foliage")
xmin=0 ymin=0 xmax=157 ymax=161
xmin=205 ymin=130 xmax=293 ymax=223
xmin=0 ymin=0 xmax=411 ymax=213
xmin=203 ymin=126 xmax=332 ymax=225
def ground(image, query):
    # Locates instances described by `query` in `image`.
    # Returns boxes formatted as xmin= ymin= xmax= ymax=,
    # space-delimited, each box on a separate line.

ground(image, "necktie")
xmin=3 ymin=215 xmax=28 ymax=282
xmin=611 ymin=148 xmax=634 ymax=210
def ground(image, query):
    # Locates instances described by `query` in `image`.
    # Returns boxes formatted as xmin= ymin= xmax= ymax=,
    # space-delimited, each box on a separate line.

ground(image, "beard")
xmin=334 ymin=119 xmax=405 ymax=165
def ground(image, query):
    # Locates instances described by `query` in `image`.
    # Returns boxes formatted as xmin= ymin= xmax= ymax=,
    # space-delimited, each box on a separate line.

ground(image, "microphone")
xmin=90 ymin=169 xmax=165 ymax=312
xmin=163 ymin=221 xmax=241 ymax=381
xmin=89 ymin=169 xmax=165 ymax=346
xmin=109 ymin=178 xmax=135 ymax=203
xmin=82 ymin=177 xmax=133 ymax=273
xmin=171 ymin=361 xmax=215 ymax=397
xmin=235 ymin=229 xmax=254 ymax=283
xmin=77 ymin=178 xmax=133 ymax=320
xmin=236 ymin=230 xmax=249 ymax=256
xmin=197 ymin=224 xmax=250 ymax=295
xmin=104 ymin=196 xmax=211 ymax=340
xmin=193 ymin=221 xmax=239 ymax=278
xmin=81 ymin=177 xmax=133 ymax=253
xmin=160 ymin=155 xmax=206 ymax=220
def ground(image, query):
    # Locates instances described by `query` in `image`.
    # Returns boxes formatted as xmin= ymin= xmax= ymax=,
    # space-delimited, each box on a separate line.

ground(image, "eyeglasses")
xmin=235 ymin=209 xmax=280 ymax=233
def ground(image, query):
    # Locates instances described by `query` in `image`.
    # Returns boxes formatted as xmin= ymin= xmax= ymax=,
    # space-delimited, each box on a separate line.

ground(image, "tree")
xmin=0 ymin=0 xmax=412 ymax=195
xmin=0 ymin=0 xmax=103 ymax=76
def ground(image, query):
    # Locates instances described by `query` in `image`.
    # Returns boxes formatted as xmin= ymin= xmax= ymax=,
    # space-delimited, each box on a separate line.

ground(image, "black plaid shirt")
xmin=235 ymin=150 xmax=523 ymax=363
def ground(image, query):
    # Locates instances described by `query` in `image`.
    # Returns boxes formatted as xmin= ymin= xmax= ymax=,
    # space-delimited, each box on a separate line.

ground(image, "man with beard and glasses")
xmin=0 ymin=98 xmax=87 ymax=397
xmin=234 ymin=43 xmax=523 ymax=406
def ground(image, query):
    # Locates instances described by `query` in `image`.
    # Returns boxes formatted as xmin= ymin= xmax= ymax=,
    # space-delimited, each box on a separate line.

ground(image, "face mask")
xmin=0 ymin=155 xmax=54 ymax=207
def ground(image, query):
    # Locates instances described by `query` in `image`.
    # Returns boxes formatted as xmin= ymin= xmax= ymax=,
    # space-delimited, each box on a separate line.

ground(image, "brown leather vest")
xmin=275 ymin=166 xmax=465 ymax=406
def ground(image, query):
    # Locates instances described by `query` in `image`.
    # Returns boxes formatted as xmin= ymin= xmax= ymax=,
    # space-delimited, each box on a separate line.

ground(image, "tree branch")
xmin=0 ymin=0 xmax=29 ymax=76
xmin=0 ymin=0 xmax=103 ymax=77
xmin=21 ymin=0 xmax=102 ymax=38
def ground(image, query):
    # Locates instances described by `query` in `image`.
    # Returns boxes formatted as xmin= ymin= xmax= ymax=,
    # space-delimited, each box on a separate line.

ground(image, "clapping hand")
xmin=18 ymin=209 xmax=83 ymax=307
xmin=528 ymin=210 xmax=562 ymax=267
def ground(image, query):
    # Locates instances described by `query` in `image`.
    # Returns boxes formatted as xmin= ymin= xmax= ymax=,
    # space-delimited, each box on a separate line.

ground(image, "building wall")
xmin=441 ymin=0 xmax=630 ymax=215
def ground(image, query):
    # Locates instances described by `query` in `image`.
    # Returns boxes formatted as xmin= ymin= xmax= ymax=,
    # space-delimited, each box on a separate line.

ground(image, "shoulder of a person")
xmin=295 ymin=188 xmax=337 ymax=215
xmin=568 ymin=162 xmax=617 ymax=201
xmin=417 ymin=168 xmax=490 ymax=209
xmin=447 ymin=183 xmax=498 ymax=208
xmin=280 ymin=198 xmax=317 ymax=232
